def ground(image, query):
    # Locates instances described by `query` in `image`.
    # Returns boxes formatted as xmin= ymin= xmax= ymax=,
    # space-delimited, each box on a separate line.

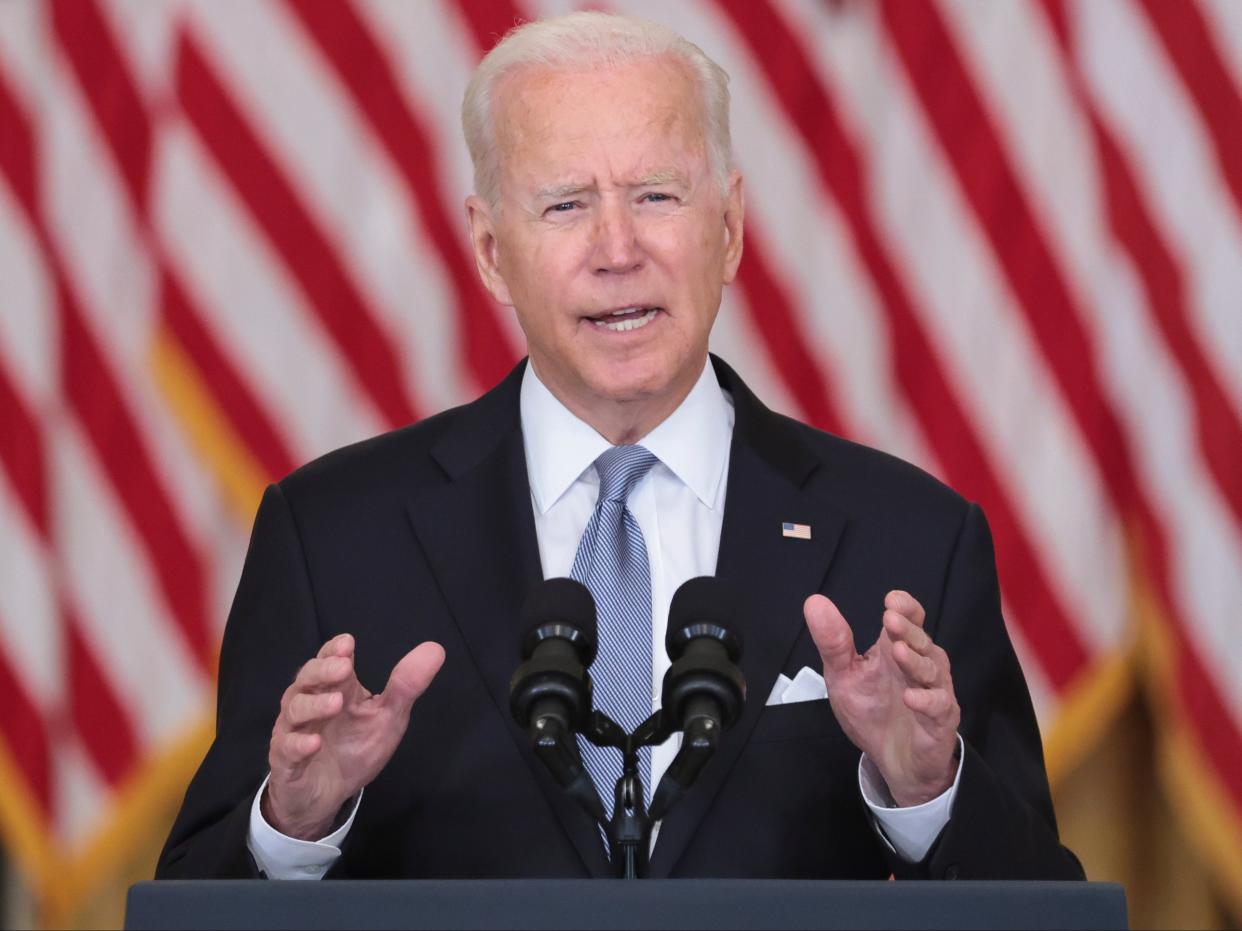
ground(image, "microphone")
xmin=649 ymin=576 xmax=746 ymax=820
xmin=509 ymin=577 xmax=605 ymax=820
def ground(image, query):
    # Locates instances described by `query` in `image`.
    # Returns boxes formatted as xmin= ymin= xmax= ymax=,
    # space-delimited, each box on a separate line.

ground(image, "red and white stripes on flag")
xmin=0 ymin=0 xmax=1239 ymax=915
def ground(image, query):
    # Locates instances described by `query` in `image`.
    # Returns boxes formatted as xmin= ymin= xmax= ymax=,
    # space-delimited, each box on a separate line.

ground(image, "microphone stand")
xmin=581 ymin=711 xmax=649 ymax=879
xmin=610 ymin=743 xmax=647 ymax=880
xmin=579 ymin=707 xmax=712 ymax=879
xmin=522 ymin=672 xmax=737 ymax=876
xmin=514 ymin=670 xmax=688 ymax=878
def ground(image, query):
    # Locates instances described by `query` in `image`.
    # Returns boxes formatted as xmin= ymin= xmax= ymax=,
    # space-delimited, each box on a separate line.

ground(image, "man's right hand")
xmin=263 ymin=633 xmax=446 ymax=840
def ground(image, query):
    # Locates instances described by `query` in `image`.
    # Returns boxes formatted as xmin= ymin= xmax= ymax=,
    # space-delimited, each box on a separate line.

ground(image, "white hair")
xmin=461 ymin=11 xmax=733 ymax=207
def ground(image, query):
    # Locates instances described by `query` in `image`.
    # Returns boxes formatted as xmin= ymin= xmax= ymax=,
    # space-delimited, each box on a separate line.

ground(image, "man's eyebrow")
xmin=534 ymin=182 xmax=594 ymax=200
xmin=633 ymin=169 xmax=687 ymax=186
xmin=533 ymin=172 xmax=688 ymax=199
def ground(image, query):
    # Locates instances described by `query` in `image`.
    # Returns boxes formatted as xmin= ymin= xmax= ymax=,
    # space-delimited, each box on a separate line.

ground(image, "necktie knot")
xmin=594 ymin=445 xmax=658 ymax=504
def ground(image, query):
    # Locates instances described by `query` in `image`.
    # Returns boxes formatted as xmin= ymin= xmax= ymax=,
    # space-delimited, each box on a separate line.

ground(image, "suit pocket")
xmin=748 ymin=697 xmax=838 ymax=744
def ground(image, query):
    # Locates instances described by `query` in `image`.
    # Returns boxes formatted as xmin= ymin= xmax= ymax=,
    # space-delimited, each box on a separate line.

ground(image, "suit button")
xmin=944 ymin=865 xmax=959 ymax=880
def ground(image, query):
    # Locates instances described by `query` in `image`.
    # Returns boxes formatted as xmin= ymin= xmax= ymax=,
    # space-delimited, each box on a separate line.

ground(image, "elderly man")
xmin=159 ymin=12 xmax=1081 ymax=881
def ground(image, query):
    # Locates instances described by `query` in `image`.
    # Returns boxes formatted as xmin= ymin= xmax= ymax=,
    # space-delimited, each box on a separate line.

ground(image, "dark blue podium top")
xmin=127 ymin=879 xmax=1127 ymax=930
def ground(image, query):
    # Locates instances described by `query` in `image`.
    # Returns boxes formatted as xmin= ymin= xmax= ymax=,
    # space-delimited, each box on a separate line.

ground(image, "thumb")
xmin=382 ymin=641 xmax=446 ymax=716
xmin=804 ymin=594 xmax=856 ymax=680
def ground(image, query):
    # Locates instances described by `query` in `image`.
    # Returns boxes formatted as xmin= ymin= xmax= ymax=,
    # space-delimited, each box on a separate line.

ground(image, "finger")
xmin=271 ymin=731 xmax=321 ymax=771
xmin=803 ymin=594 xmax=856 ymax=679
xmin=902 ymin=687 xmax=959 ymax=727
xmin=317 ymin=632 xmax=355 ymax=660
xmin=285 ymin=690 xmax=343 ymax=728
xmin=892 ymin=640 xmax=938 ymax=688
xmin=284 ymin=730 xmax=321 ymax=763
xmin=382 ymin=642 xmax=447 ymax=716
xmin=883 ymin=609 xmax=933 ymax=656
xmin=289 ymin=655 xmax=354 ymax=696
xmin=885 ymin=590 xmax=926 ymax=628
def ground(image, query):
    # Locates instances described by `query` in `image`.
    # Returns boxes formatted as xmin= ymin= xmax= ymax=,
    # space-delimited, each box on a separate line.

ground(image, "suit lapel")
xmin=647 ymin=358 xmax=848 ymax=877
xmin=404 ymin=363 xmax=611 ymax=877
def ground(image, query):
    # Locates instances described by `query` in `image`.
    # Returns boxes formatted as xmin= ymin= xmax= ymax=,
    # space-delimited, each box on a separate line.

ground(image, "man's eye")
xmin=548 ymin=201 xmax=578 ymax=213
xmin=642 ymin=192 xmax=673 ymax=203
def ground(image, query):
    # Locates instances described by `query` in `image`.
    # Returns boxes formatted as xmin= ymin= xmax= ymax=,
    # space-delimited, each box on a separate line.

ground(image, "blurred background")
xmin=0 ymin=0 xmax=1239 ymax=927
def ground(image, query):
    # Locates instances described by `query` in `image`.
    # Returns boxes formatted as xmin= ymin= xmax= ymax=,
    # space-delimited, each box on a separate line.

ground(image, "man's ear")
xmin=466 ymin=194 xmax=514 ymax=306
xmin=721 ymin=170 xmax=745 ymax=285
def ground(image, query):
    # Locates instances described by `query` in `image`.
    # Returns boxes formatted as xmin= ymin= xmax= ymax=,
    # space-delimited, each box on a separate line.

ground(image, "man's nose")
xmin=592 ymin=200 xmax=643 ymax=274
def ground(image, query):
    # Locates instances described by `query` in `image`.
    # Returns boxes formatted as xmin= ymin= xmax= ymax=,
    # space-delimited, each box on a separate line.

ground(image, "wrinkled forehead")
xmin=490 ymin=56 xmax=709 ymax=182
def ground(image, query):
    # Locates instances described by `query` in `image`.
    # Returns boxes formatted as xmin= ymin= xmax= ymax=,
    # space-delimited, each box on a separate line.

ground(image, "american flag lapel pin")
xmin=782 ymin=522 xmax=812 ymax=540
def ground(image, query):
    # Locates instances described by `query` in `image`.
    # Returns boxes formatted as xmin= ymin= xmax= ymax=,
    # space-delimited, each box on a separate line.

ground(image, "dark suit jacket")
xmin=157 ymin=356 xmax=1082 ymax=881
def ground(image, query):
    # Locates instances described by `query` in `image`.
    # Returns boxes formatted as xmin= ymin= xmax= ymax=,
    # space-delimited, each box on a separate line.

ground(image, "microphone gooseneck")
xmin=508 ymin=577 xmax=605 ymax=820
xmin=649 ymin=576 xmax=747 ymax=820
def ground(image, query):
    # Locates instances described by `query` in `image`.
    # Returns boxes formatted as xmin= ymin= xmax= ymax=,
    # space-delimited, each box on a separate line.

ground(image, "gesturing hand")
xmin=804 ymin=591 xmax=959 ymax=807
xmin=263 ymin=633 xmax=446 ymax=840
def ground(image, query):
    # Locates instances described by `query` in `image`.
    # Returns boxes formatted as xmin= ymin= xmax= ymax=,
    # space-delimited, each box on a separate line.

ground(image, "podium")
xmin=126 ymin=880 xmax=1127 ymax=929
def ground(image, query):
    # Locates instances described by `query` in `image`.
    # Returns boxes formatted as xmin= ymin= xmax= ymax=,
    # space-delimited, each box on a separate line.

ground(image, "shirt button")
xmin=301 ymin=864 xmax=324 ymax=876
xmin=944 ymin=864 xmax=960 ymax=880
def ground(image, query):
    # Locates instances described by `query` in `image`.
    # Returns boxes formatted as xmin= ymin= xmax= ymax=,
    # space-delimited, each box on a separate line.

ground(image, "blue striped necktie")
xmin=572 ymin=444 xmax=658 ymax=824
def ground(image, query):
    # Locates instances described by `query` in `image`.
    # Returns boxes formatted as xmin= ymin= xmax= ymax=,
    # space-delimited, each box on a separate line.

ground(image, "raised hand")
xmin=804 ymin=590 xmax=959 ymax=807
xmin=263 ymin=633 xmax=446 ymax=840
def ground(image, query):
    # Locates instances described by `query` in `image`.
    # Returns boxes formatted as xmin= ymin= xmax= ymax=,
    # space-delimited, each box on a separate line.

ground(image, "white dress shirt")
xmin=247 ymin=358 xmax=961 ymax=877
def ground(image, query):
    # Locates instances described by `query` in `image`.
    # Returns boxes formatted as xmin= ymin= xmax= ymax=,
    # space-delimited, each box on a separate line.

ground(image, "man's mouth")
xmin=584 ymin=306 xmax=663 ymax=332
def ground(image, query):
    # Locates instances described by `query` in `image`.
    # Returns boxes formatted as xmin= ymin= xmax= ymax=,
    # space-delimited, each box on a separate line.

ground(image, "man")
xmin=158 ymin=12 xmax=1081 ymax=881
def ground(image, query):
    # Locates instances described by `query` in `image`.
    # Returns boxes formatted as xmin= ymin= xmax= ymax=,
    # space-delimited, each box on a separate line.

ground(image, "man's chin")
xmin=583 ymin=349 xmax=708 ymax=406
xmin=583 ymin=366 xmax=670 ymax=406
xmin=534 ymin=343 xmax=701 ymax=412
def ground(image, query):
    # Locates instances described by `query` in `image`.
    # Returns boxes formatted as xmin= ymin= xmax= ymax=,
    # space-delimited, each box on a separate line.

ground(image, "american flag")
xmin=782 ymin=522 xmax=813 ymax=540
xmin=1 ymin=0 xmax=1240 ymax=919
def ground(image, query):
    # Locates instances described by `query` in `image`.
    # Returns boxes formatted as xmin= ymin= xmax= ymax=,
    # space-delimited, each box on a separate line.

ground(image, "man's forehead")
xmin=493 ymin=57 xmax=704 ymax=144
xmin=492 ymin=58 xmax=708 ymax=190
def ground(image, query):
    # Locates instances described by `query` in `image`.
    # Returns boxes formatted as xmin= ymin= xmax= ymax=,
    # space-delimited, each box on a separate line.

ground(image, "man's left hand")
xmin=804 ymin=590 xmax=960 ymax=807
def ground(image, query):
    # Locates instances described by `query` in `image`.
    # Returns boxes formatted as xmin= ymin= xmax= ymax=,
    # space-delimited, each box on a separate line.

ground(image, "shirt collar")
xmin=520 ymin=358 xmax=734 ymax=515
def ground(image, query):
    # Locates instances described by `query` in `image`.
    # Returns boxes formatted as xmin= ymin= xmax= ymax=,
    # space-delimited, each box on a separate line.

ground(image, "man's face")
xmin=468 ymin=55 xmax=744 ymax=419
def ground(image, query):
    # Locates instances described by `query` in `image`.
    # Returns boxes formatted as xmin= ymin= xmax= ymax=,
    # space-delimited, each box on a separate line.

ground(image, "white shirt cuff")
xmin=858 ymin=734 xmax=964 ymax=863
xmin=246 ymin=774 xmax=361 ymax=880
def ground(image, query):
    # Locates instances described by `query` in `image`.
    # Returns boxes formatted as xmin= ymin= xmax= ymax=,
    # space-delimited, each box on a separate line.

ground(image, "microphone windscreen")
xmin=666 ymin=576 xmax=743 ymax=654
xmin=521 ymin=577 xmax=598 ymax=641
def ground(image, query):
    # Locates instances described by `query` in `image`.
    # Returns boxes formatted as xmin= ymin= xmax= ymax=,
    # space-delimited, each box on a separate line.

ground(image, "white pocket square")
xmin=765 ymin=666 xmax=827 ymax=705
